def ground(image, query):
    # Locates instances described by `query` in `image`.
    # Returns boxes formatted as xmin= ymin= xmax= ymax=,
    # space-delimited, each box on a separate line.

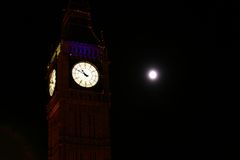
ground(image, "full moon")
xmin=148 ymin=70 xmax=158 ymax=80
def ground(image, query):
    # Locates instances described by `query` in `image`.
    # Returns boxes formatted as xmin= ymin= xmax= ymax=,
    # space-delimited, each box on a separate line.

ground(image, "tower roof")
xmin=65 ymin=0 xmax=91 ymax=12
xmin=60 ymin=0 xmax=100 ymax=44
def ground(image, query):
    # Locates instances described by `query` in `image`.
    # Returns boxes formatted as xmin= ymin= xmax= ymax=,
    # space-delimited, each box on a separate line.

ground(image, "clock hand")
xmin=81 ymin=70 xmax=89 ymax=77
xmin=76 ymin=69 xmax=84 ymax=74
xmin=76 ymin=68 xmax=89 ymax=77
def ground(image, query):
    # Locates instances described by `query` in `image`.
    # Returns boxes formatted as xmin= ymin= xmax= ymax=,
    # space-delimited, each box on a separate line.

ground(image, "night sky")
xmin=1 ymin=0 xmax=240 ymax=159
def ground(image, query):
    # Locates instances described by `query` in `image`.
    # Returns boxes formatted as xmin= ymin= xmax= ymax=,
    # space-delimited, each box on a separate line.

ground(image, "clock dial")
xmin=49 ymin=69 xmax=56 ymax=96
xmin=72 ymin=62 xmax=99 ymax=88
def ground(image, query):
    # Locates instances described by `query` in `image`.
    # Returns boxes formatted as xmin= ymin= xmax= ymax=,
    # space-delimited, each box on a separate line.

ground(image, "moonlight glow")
xmin=148 ymin=70 xmax=158 ymax=80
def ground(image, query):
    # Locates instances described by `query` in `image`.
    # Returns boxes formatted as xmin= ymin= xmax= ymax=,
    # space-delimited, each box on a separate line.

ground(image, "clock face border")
xmin=71 ymin=61 xmax=99 ymax=88
xmin=49 ymin=69 xmax=56 ymax=96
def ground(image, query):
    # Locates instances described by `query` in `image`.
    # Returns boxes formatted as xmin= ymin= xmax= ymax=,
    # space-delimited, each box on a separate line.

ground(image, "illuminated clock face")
xmin=72 ymin=62 xmax=99 ymax=88
xmin=49 ymin=69 xmax=56 ymax=96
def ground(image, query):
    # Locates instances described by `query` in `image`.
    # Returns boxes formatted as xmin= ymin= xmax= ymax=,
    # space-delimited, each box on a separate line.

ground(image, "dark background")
xmin=1 ymin=0 xmax=239 ymax=159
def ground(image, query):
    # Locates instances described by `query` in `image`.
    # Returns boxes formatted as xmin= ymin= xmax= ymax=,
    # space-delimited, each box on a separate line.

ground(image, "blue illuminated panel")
xmin=63 ymin=41 xmax=102 ymax=60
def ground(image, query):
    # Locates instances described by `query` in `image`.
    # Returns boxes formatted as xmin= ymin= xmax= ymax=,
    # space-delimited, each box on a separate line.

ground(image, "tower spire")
xmin=65 ymin=0 xmax=91 ymax=12
xmin=61 ymin=0 xmax=100 ymax=43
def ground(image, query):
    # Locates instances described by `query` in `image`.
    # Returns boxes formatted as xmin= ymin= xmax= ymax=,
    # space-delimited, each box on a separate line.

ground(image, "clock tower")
xmin=46 ymin=0 xmax=111 ymax=160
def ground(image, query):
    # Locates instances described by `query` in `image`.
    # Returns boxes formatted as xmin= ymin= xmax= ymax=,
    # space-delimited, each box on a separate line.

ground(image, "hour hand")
xmin=76 ymin=68 xmax=89 ymax=77
xmin=81 ymin=70 xmax=89 ymax=77
xmin=77 ymin=69 xmax=84 ymax=74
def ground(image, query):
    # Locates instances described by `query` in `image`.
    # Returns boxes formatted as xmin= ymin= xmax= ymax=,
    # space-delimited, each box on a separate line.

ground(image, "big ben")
xmin=46 ymin=0 xmax=111 ymax=160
